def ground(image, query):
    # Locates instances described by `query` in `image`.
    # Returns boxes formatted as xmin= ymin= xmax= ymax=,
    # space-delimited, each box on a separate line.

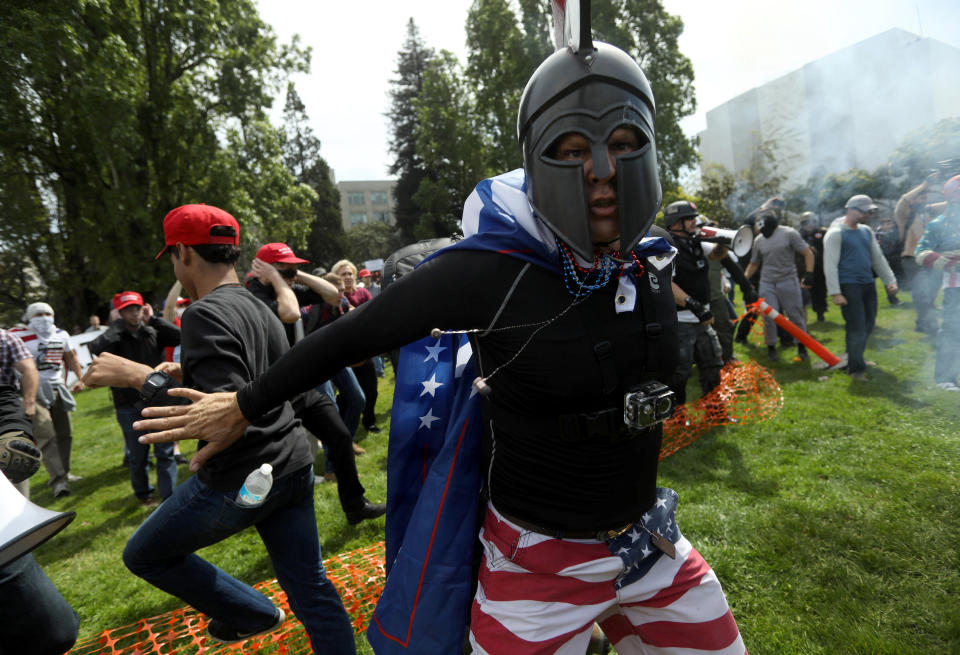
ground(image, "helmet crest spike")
xmin=551 ymin=0 xmax=593 ymax=53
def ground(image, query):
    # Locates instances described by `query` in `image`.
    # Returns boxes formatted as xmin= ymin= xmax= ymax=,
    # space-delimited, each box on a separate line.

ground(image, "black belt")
xmin=490 ymin=405 xmax=651 ymax=444
xmin=499 ymin=510 xmax=635 ymax=542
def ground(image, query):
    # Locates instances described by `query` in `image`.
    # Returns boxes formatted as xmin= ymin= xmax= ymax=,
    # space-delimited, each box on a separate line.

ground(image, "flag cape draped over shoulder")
xmin=367 ymin=169 xmax=674 ymax=654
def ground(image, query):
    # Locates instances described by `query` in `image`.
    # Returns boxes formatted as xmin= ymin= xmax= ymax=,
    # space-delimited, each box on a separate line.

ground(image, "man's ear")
xmin=176 ymin=242 xmax=191 ymax=264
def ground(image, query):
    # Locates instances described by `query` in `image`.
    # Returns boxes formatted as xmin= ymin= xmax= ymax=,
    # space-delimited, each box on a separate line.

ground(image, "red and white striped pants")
xmin=470 ymin=504 xmax=746 ymax=655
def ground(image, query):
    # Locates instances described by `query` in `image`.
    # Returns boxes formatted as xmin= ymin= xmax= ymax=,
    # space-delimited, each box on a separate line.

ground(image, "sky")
xmin=255 ymin=0 xmax=960 ymax=182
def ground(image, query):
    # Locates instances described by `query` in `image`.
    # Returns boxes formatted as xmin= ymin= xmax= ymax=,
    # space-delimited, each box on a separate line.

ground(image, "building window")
xmin=350 ymin=212 xmax=367 ymax=225
xmin=347 ymin=192 xmax=365 ymax=206
xmin=370 ymin=191 xmax=389 ymax=205
xmin=373 ymin=211 xmax=391 ymax=224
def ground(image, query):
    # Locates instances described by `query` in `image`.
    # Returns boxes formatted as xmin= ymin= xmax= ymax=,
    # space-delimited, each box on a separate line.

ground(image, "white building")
xmin=336 ymin=180 xmax=396 ymax=230
xmin=698 ymin=29 xmax=960 ymax=189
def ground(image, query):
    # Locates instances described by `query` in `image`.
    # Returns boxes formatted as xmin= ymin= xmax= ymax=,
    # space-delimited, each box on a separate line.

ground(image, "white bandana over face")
xmin=29 ymin=315 xmax=56 ymax=338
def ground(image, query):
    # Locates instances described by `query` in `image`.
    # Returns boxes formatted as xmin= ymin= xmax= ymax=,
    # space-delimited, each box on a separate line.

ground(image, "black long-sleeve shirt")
xmin=177 ymin=284 xmax=312 ymax=490
xmin=238 ymin=249 xmax=677 ymax=532
xmin=247 ymin=278 xmax=325 ymax=346
xmin=88 ymin=317 xmax=181 ymax=408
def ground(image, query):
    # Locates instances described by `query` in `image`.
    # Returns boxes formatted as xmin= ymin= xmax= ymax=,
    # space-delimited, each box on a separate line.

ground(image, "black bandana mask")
xmin=757 ymin=214 xmax=779 ymax=239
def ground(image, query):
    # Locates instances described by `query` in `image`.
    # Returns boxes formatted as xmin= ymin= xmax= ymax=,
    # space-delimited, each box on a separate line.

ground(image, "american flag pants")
xmin=470 ymin=503 xmax=746 ymax=655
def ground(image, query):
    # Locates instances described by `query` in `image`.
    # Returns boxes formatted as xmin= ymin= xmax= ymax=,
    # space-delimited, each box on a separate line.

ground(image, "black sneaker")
xmin=364 ymin=424 xmax=381 ymax=434
xmin=207 ymin=608 xmax=285 ymax=644
xmin=346 ymin=498 xmax=387 ymax=525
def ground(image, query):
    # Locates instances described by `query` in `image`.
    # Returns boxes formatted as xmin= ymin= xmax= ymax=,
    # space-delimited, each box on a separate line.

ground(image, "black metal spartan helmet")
xmin=517 ymin=42 xmax=661 ymax=261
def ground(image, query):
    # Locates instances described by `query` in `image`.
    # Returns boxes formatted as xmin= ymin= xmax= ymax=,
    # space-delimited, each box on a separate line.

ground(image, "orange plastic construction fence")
xmin=660 ymin=360 xmax=783 ymax=460
xmin=69 ymin=541 xmax=385 ymax=655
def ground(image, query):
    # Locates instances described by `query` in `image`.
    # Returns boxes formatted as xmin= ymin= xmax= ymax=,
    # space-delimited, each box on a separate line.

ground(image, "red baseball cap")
xmin=155 ymin=204 xmax=240 ymax=259
xmin=358 ymin=268 xmax=372 ymax=278
xmin=113 ymin=291 xmax=144 ymax=311
xmin=256 ymin=242 xmax=309 ymax=265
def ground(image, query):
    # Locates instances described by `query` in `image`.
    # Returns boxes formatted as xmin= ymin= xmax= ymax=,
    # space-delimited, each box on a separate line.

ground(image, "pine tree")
xmin=387 ymin=19 xmax=435 ymax=242
xmin=282 ymin=83 xmax=346 ymax=268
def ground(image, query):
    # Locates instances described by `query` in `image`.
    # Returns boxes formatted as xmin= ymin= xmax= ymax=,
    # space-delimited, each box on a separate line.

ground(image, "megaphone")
xmin=0 ymin=469 xmax=75 ymax=567
xmin=698 ymin=225 xmax=754 ymax=258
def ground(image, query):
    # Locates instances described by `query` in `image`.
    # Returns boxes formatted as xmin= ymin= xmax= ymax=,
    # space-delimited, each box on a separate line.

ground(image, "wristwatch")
xmin=140 ymin=370 xmax=173 ymax=404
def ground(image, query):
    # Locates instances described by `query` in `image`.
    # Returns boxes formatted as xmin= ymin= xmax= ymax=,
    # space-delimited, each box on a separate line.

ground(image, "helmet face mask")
xmin=518 ymin=43 xmax=661 ymax=261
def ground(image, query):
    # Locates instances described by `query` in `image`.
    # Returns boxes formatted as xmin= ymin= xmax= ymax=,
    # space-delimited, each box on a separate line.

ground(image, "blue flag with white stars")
xmin=367 ymin=332 xmax=483 ymax=654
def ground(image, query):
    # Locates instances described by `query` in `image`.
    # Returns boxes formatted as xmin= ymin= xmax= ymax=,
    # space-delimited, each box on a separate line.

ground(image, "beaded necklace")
xmin=556 ymin=237 xmax=646 ymax=297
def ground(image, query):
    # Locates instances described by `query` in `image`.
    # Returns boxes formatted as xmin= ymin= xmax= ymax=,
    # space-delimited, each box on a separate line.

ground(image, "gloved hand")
xmin=742 ymin=286 xmax=759 ymax=305
xmin=0 ymin=430 xmax=42 ymax=484
xmin=684 ymin=297 xmax=714 ymax=324
xmin=802 ymin=272 xmax=816 ymax=288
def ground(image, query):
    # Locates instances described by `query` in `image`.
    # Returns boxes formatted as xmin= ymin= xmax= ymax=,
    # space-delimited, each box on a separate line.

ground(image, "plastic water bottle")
xmin=236 ymin=463 xmax=273 ymax=507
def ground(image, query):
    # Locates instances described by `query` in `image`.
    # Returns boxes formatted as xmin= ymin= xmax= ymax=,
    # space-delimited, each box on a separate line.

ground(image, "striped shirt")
xmin=0 ymin=329 xmax=32 ymax=388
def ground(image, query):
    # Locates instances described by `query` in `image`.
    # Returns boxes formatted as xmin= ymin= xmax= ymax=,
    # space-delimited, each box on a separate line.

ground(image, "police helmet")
xmin=662 ymin=200 xmax=699 ymax=229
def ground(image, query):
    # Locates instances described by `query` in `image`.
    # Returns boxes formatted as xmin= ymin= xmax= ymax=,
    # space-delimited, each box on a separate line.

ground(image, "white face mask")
xmin=29 ymin=315 xmax=55 ymax=338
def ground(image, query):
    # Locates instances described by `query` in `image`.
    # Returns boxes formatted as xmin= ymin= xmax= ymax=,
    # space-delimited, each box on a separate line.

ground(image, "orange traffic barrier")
xmin=748 ymin=299 xmax=841 ymax=367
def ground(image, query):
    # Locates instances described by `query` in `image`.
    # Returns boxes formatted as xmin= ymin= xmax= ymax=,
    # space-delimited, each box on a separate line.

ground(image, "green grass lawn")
xmin=26 ymin=281 xmax=960 ymax=654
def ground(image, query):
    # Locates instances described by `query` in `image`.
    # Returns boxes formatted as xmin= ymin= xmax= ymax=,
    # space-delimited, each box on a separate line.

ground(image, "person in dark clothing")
xmin=88 ymin=291 xmax=181 ymax=504
xmin=82 ymin=204 xmax=359 ymax=652
xmin=0 ymin=340 xmax=79 ymax=655
xmin=662 ymin=201 xmax=727 ymax=406
xmin=803 ymin=224 xmax=829 ymax=322
xmin=247 ymin=242 xmax=384 ymax=513
xmin=134 ymin=37 xmax=746 ymax=653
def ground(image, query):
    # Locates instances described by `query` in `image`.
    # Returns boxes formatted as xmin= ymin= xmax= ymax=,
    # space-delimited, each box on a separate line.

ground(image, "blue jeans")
xmin=116 ymin=405 xmax=177 ymax=499
xmin=839 ymin=282 xmax=878 ymax=374
xmin=0 ymin=554 xmax=79 ymax=655
xmin=122 ymin=465 xmax=356 ymax=653
xmin=318 ymin=367 xmax=365 ymax=437
xmin=935 ymin=287 xmax=960 ymax=384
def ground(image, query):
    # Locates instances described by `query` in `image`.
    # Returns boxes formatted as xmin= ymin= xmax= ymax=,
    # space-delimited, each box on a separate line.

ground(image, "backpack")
xmin=876 ymin=224 xmax=901 ymax=258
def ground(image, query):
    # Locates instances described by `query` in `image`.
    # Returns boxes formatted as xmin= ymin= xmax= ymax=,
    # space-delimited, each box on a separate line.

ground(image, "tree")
xmin=344 ymin=222 xmax=402 ymax=266
xmin=888 ymin=117 xmax=960 ymax=188
xmin=282 ymin=84 xmax=345 ymax=269
xmin=387 ymin=19 xmax=435 ymax=243
xmin=591 ymin=0 xmax=699 ymax=189
xmin=0 ymin=0 xmax=311 ymax=325
xmin=464 ymin=0 xmax=529 ymax=174
xmin=413 ymin=52 xmax=488 ymax=240
xmin=691 ymin=164 xmax=736 ymax=226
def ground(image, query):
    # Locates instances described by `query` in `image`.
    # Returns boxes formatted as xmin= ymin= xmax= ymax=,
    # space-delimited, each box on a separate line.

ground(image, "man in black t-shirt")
xmin=88 ymin=290 xmax=180 ymax=505
xmin=82 ymin=205 xmax=357 ymax=653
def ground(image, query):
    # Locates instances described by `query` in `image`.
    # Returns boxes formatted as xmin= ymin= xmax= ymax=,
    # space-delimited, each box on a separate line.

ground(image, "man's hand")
xmin=142 ymin=303 xmax=154 ymax=321
xmin=252 ymin=258 xmax=283 ymax=287
xmin=684 ymin=297 xmax=714 ymax=325
xmin=801 ymin=272 xmax=816 ymax=289
xmin=82 ymin=352 xmax=153 ymax=389
xmin=70 ymin=379 xmax=85 ymax=394
xmin=22 ymin=397 xmax=36 ymax=418
xmin=0 ymin=430 xmax=42 ymax=483
xmin=154 ymin=361 xmax=183 ymax=384
xmin=832 ymin=293 xmax=847 ymax=306
xmin=885 ymin=283 xmax=899 ymax=295
xmin=135 ymin=389 xmax=250 ymax=473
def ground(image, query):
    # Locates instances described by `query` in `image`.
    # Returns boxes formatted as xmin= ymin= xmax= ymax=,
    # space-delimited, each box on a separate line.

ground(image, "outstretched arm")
xmin=136 ymin=250 xmax=508 ymax=462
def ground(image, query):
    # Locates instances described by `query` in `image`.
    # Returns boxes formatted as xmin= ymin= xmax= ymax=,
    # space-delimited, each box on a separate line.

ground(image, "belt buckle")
xmin=598 ymin=522 xmax=634 ymax=542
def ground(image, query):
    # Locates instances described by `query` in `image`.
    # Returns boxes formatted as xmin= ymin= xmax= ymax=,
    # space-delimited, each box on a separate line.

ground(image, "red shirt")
xmin=344 ymin=286 xmax=373 ymax=308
